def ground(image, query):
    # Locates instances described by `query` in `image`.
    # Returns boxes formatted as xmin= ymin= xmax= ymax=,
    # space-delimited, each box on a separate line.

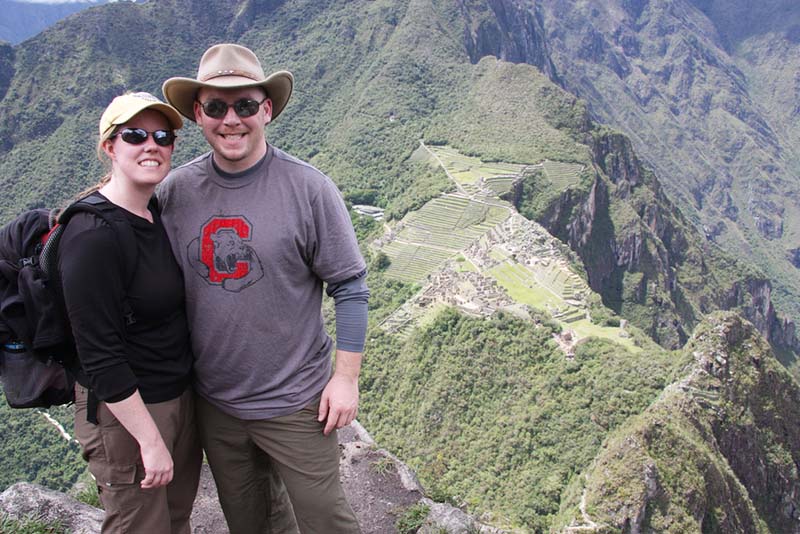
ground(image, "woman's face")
xmin=102 ymin=109 xmax=175 ymax=189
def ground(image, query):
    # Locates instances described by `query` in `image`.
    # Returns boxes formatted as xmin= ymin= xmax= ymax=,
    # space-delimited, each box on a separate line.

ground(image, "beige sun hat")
xmin=99 ymin=92 xmax=183 ymax=141
xmin=162 ymin=43 xmax=293 ymax=122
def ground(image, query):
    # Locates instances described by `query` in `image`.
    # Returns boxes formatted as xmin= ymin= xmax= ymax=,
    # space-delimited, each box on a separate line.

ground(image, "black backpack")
xmin=0 ymin=192 xmax=139 ymax=409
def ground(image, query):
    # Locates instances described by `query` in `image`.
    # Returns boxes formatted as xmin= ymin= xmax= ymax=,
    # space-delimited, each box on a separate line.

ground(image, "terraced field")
xmin=542 ymin=160 xmax=583 ymax=190
xmin=484 ymin=175 xmax=518 ymax=195
xmin=383 ymin=241 xmax=454 ymax=282
xmin=382 ymin=195 xmax=511 ymax=281
xmin=377 ymin=145 xmax=635 ymax=350
xmin=427 ymin=145 xmax=526 ymax=189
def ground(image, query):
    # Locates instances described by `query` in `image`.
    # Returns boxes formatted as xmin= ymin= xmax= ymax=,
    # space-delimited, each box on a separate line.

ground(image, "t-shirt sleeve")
xmin=58 ymin=214 xmax=137 ymax=401
xmin=308 ymin=179 xmax=367 ymax=284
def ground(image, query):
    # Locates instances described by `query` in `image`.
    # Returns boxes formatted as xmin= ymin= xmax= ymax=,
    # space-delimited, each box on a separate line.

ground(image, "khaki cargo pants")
xmin=74 ymin=385 xmax=202 ymax=534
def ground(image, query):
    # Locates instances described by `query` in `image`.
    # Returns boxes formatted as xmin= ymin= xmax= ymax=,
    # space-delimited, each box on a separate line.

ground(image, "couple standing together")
xmin=61 ymin=43 xmax=368 ymax=533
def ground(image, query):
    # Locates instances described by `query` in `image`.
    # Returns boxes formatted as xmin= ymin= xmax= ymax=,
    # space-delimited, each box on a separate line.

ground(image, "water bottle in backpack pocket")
xmin=0 ymin=341 xmax=74 ymax=408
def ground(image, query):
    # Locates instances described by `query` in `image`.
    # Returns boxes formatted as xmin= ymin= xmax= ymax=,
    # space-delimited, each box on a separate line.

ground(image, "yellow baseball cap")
xmin=99 ymin=92 xmax=183 ymax=141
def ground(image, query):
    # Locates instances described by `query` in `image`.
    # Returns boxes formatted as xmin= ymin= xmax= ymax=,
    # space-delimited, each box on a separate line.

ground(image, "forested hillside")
xmin=0 ymin=0 xmax=108 ymax=45
xmin=1 ymin=0 xmax=799 ymax=532
xmin=530 ymin=0 xmax=800 ymax=327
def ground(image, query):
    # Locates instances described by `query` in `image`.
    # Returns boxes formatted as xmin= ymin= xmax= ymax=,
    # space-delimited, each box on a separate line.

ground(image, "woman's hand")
xmin=139 ymin=436 xmax=174 ymax=488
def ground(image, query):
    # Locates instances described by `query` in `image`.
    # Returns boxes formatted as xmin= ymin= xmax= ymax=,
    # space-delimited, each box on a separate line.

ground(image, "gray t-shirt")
xmin=159 ymin=145 xmax=366 ymax=419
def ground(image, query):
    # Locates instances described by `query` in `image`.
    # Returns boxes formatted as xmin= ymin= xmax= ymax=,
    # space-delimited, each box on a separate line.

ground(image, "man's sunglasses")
xmin=112 ymin=128 xmax=176 ymax=147
xmin=198 ymin=97 xmax=268 ymax=119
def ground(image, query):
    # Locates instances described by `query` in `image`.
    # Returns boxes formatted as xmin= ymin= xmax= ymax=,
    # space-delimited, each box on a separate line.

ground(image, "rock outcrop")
xmin=518 ymin=121 xmax=800 ymax=361
xmin=0 ymin=482 xmax=103 ymax=533
xmin=0 ymin=421 xmax=501 ymax=534
xmin=555 ymin=312 xmax=800 ymax=532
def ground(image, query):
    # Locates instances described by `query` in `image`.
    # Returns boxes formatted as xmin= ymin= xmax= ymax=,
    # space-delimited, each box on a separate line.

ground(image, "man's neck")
xmin=212 ymin=143 xmax=268 ymax=174
xmin=212 ymin=146 xmax=270 ymax=179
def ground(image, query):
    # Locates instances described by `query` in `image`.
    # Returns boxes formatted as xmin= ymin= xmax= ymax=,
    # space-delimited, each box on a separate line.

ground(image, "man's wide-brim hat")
xmin=162 ymin=43 xmax=293 ymax=122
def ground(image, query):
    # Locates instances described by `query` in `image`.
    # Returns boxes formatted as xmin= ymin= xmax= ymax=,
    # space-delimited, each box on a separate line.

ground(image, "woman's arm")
xmin=59 ymin=214 xmax=172 ymax=488
xmin=105 ymin=391 xmax=173 ymax=489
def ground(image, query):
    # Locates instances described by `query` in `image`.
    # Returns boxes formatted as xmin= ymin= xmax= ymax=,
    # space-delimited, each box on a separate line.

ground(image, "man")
xmin=158 ymin=43 xmax=368 ymax=534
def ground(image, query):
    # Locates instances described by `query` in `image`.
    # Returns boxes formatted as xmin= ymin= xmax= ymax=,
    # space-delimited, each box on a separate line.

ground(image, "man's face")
xmin=194 ymin=86 xmax=273 ymax=174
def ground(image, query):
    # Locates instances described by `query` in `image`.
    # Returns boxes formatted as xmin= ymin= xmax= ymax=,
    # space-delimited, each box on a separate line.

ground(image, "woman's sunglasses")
xmin=198 ymin=97 xmax=267 ymax=119
xmin=112 ymin=128 xmax=176 ymax=147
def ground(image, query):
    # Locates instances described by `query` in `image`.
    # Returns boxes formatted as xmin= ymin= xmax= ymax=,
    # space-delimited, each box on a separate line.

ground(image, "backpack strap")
xmin=58 ymin=193 xmax=139 ymax=287
xmin=44 ymin=192 xmax=145 ymax=423
xmin=45 ymin=192 xmax=141 ymax=325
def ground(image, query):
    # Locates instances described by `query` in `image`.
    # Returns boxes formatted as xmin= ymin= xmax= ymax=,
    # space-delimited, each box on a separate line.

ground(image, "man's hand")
xmin=318 ymin=350 xmax=362 ymax=435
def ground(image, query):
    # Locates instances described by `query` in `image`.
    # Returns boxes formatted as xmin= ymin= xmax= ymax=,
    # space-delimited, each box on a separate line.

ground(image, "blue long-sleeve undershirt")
xmin=326 ymin=271 xmax=369 ymax=353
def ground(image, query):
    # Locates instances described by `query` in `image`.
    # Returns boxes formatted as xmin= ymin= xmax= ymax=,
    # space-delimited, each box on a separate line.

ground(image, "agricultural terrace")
xmin=425 ymin=144 xmax=528 ymax=195
xmin=381 ymin=195 xmax=510 ymax=282
xmin=484 ymin=247 xmax=636 ymax=351
xmin=376 ymin=147 xmax=633 ymax=350
xmin=542 ymin=160 xmax=584 ymax=190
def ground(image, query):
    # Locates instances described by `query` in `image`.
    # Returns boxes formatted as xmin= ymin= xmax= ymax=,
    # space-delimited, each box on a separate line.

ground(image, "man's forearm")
xmin=332 ymin=349 xmax=362 ymax=381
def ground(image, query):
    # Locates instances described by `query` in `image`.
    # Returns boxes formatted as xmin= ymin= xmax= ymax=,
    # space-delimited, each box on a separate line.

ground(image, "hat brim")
xmin=161 ymin=71 xmax=293 ymax=123
xmin=102 ymin=101 xmax=183 ymax=140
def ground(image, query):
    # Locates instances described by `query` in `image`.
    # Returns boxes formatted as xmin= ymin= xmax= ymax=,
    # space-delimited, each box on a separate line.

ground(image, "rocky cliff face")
xmin=513 ymin=118 xmax=800 ymax=357
xmin=534 ymin=0 xmax=800 ymax=323
xmin=458 ymin=0 xmax=800 ymax=325
xmin=459 ymin=0 xmax=799 ymax=360
xmin=456 ymin=0 xmax=558 ymax=80
xmin=555 ymin=312 xmax=800 ymax=533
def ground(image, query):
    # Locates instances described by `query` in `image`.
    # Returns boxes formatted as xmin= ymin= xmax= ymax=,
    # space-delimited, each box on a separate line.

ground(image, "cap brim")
xmin=101 ymin=101 xmax=183 ymax=140
xmin=162 ymin=71 xmax=293 ymax=123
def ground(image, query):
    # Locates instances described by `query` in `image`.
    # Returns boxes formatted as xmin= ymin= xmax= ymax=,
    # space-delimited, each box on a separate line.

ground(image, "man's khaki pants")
xmin=196 ymin=394 xmax=361 ymax=534
xmin=74 ymin=386 xmax=202 ymax=534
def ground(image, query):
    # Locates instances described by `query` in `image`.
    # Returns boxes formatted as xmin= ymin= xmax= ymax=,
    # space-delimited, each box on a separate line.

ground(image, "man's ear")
xmin=263 ymin=98 xmax=273 ymax=125
xmin=194 ymin=100 xmax=204 ymax=125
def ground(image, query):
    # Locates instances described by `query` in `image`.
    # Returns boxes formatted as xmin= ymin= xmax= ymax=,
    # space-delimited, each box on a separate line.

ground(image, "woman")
xmin=57 ymin=92 xmax=201 ymax=533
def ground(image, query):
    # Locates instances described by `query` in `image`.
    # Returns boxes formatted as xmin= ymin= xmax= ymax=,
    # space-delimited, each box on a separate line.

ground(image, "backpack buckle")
xmin=19 ymin=256 xmax=38 ymax=268
xmin=124 ymin=311 xmax=137 ymax=326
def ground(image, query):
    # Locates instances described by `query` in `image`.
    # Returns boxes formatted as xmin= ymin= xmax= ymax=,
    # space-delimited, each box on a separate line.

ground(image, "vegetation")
xmin=0 ymin=514 xmax=65 ymax=534
xmin=361 ymin=308 xmax=682 ymax=531
xmin=395 ymin=503 xmax=430 ymax=534
xmin=71 ymin=471 xmax=101 ymax=509
xmin=0 ymin=394 xmax=84 ymax=492
xmin=1 ymin=1 xmax=798 ymax=531
xmin=553 ymin=313 xmax=800 ymax=533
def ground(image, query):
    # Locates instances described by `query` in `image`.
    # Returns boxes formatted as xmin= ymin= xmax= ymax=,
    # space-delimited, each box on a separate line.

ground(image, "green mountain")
xmin=553 ymin=312 xmax=800 ymax=533
xmin=1 ymin=0 xmax=799 ymax=532
xmin=532 ymin=0 xmax=800 ymax=326
xmin=0 ymin=0 xmax=109 ymax=45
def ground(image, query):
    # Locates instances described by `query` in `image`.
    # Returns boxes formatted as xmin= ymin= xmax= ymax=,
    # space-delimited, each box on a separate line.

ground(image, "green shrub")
xmin=395 ymin=503 xmax=430 ymax=534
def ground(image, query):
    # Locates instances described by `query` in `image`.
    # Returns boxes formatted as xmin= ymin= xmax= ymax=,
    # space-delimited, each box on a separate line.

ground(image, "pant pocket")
xmin=81 ymin=401 xmax=142 ymax=487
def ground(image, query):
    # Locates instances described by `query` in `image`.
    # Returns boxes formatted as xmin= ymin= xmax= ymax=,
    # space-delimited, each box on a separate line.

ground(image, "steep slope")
xmin=0 ymin=1 xmax=799 ymax=531
xmin=0 ymin=0 xmax=108 ymax=45
xmin=362 ymin=308 xmax=682 ymax=532
xmin=0 ymin=0 xmax=794 ymax=360
xmin=554 ymin=312 xmax=800 ymax=533
xmin=524 ymin=0 xmax=800 ymax=324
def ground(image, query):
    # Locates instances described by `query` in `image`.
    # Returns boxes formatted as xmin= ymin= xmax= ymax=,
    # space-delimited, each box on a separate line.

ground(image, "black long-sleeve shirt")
xmin=57 ymin=201 xmax=192 ymax=403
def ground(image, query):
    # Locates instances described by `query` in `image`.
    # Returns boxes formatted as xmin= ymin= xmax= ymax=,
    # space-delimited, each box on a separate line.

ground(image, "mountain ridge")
xmin=1 ymin=1 xmax=799 ymax=532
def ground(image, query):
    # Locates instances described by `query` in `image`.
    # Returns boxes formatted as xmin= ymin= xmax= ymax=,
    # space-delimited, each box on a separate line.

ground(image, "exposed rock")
xmin=0 ymin=421 xmax=503 ymax=534
xmin=457 ymin=0 xmax=559 ymax=80
xmin=0 ymin=482 xmax=103 ymax=533
xmin=555 ymin=312 xmax=800 ymax=532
